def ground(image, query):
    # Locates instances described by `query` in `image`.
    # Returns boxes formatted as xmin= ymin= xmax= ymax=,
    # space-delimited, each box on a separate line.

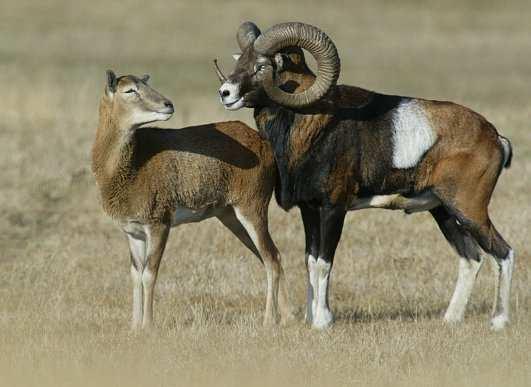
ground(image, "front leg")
xmin=300 ymin=204 xmax=321 ymax=324
xmin=141 ymin=223 xmax=170 ymax=330
xmin=126 ymin=232 xmax=147 ymax=331
xmin=313 ymin=206 xmax=346 ymax=329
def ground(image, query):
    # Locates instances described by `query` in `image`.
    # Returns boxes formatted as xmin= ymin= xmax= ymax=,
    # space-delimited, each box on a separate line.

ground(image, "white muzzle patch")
xmin=219 ymin=82 xmax=245 ymax=111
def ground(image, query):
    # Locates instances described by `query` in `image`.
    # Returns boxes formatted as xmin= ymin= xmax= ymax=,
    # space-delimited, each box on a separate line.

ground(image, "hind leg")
xmin=431 ymin=151 xmax=514 ymax=329
xmin=489 ymin=246 xmax=514 ymax=331
xmin=436 ymin=203 xmax=513 ymax=330
xmin=231 ymin=206 xmax=291 ymax=326
xmin=431 ymin=207 xmax=484 ymax=323
xmin=452 ymin=207 xmax=514 ymax=330
xmin=432 ymin=170 xmax=513 ymax=329
xmin=141 ymin=223 xmax=170 ymax=329
xmin=456 ymin=214 xmax=513 ymax=330
xmin=218 ymin=207 xmax=294 ymax=324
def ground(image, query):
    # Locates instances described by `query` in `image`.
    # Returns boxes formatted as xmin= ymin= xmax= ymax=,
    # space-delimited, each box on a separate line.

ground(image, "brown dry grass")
xmin=1 ymin=1 xmax=530 ymax=386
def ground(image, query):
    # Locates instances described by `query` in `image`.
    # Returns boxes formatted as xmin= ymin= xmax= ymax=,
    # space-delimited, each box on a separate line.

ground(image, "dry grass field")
xmin=1 ymin=1 xmax=530 ymax=386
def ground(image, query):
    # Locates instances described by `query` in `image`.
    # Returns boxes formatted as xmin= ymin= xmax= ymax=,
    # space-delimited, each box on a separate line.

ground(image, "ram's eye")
xmin=124 ymin=89 xmax=137 ymax=94
xmin=254 ymin=64 xmax=265 ymax=73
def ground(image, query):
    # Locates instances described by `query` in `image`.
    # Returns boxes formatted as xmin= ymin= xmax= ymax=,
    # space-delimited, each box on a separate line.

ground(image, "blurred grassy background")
xmin=0 ymin=1 xmax=530 ymax=386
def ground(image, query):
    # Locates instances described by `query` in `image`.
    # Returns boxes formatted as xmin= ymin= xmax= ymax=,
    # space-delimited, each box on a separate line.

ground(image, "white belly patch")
xmin=349 ymin=192 xmax=440 ymax=213
xmin=171 ymin=207 xmax=213 ymax=226
xmin=391 ymin=100 xmax=436 ymax=169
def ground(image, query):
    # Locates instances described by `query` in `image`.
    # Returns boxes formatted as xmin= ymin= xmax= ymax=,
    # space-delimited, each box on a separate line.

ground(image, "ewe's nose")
xmin=220 ymin=89 xmax=230 ymax=97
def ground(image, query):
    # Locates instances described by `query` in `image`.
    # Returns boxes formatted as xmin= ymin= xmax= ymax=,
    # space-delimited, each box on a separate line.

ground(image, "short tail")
xmin=499 ymin=135 xmax=513 ymax=169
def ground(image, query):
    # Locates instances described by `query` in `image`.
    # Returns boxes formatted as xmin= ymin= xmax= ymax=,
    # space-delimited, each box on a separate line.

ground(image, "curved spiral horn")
xmin=253 ymin=22 xmax=340 ymax=108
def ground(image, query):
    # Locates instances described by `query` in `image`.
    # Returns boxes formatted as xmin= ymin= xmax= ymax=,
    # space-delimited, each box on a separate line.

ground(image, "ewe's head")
xmin=216 ymin=22 xmax=340 ymax=110
xmin=103 ymin=70 xmax=174 ymax=128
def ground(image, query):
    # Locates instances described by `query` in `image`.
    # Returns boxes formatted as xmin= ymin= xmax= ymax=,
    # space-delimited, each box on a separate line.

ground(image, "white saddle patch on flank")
xmin=391 ymin=100 xmax=436 ymax=169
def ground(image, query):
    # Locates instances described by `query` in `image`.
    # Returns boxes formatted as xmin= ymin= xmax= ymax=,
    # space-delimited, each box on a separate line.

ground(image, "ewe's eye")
xmin=124 ymin=89 xmax=137 ymax=94
xmin=254 ymin=64 xmax=265 ymax=73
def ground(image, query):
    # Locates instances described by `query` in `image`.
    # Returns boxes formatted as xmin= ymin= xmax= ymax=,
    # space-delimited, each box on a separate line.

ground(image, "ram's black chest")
xmin=254 ymin=106 xmax=325 ymax=209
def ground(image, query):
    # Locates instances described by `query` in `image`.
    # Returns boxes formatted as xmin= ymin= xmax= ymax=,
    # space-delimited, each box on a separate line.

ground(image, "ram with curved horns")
xmin=215 ymin=21 xmax=514 ymax=330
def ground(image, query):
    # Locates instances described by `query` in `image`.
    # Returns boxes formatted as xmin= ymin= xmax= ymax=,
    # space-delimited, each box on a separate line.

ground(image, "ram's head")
xmin=215 ymin=22 xmax=340 ymax=110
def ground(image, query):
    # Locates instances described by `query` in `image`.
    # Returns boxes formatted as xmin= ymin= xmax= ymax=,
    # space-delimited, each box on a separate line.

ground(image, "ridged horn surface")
xmin=254 ymin=22 xmax=340 ymax=107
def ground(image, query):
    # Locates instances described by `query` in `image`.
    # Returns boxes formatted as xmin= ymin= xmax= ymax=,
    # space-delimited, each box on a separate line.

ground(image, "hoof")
xmin=490 ymin=315 xmax=509 ymax=331
xmin=312 ymin=310 xmax=334 ymax=330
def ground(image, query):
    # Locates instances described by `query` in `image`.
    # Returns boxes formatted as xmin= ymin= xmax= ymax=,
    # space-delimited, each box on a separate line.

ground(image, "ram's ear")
xmin=274 ymin=53 xmax=288 ymax=71
xmin=141 ymin=74 xmax=150 ymax=83
xmin=232 ymin=53 xmax=241 ymax=61
xmin=106 ymin=69 xmax=118 ymax=97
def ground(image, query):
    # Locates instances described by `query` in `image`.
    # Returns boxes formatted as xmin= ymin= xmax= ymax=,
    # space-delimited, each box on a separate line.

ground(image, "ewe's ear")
xmin=232 ymin=53 xmax=241 ymax=61
xmin=141 ymin=74 xmax=150 ymax=83
xmin=106 ymin=69 xmax=118 ymax=96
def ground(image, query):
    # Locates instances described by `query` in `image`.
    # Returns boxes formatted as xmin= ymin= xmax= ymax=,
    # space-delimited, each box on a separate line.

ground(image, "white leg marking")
xmin=234 ymin=208 xmax=279 ymax=325
xmin=128 ymin=234 xmax=147 ymax=262
xmin=306 ymin=254 xmax=318 ymax=323
xmin=141 ymin=226 xmax=159 ymax=329
xmin=313 ymin=258 xmax=333 ymax=329
xmin=444 ymin=256 xmax=483 ymax=323
xmin=130 ymin=265 xmax=143 ymax=329
xmin=141 ymin=268 xmax=156 ymax=329
xmin=491 ymin=249 xmax=514 ymax=331
xmin=233 ymin=208 xmax=259 ymax=247
xmin=126 ymin=233 xmax=146 ymax=330
xmin=391 ymin=100 xmax=437 ymax=169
